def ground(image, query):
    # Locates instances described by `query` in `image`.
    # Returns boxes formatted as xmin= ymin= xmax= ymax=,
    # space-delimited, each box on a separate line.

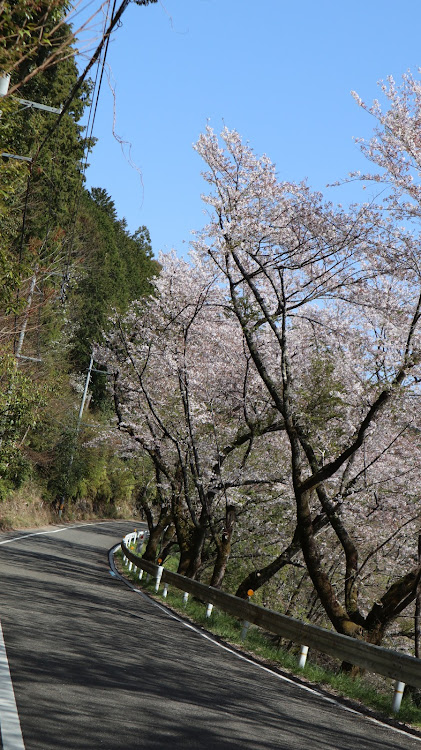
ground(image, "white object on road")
xmin=0 ymin=620 xmax=25 ymax=749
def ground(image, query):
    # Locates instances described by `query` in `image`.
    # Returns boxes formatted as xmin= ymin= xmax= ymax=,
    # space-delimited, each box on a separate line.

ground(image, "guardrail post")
xmin=298 ymin=645 xmax=309 ymax=668
xmin=163 ymin=584 xmax=168 ymax=598
xmin=392 ymin=680 xmax=405 ymax=714
xmin=128 ymin=561 xmax=133 ymax=572
xmin=155 ymin=565 xmax=164 ymax=592
xmin=206 ymin=603 xmax=213 ymax=618
xmin=183 ymin=591 xmax=189 ymax=606
xmin=138 ymin=569 xmax=143 ymax=580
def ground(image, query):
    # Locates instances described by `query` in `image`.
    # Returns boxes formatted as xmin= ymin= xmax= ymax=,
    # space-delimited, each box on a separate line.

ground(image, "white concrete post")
xmin=155 ymin=565 xmax=164 ymax=592
xmin=392 ymin=681 xmax=405 ymax=714
xmin=206 ymin=603 xmax=213 ymax=618
xmin=0 ymin=74 xmax=11 ymax=97
xmin=298 ymin=645 xmax=309 ymax=668
xmin=138 ymin=569 xmax=143 ymax=580
xmin=128 ymin=561 xmax=133 ymax=572
xmin=183 ymin=591 xmax=189 ymax=606
xmin=163 ymin=584 xmax=168 ymax=598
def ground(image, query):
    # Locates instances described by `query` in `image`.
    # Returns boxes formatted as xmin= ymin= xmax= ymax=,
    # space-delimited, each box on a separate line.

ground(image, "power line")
xmin=35 ymin=0 xmax=133 ymax=160
xmin=61 ymin=0 xmax=115 ymax=301
xmin=8 ymin=0 xmax=158 ymax=364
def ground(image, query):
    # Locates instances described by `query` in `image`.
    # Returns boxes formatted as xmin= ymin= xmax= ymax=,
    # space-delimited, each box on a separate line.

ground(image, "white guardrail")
xmin=119 ymin=532 xmax=420 ymax=714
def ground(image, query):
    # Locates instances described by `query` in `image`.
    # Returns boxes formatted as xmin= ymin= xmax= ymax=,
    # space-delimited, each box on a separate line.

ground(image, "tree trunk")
xmin=341 ymin=561 xmax=421 ymax=675
xmin=177 ymin=533 xmax=204 ymax=577
xmin=143 ymin=513 xmax=172 ymax=562
xmin=235 ymin=527 xmax=301 ymax=598
xmin=184 ymin=524 xmax=207 ymax=579
xmin=415 ymin=534 xmax=421 ymax=659
xmin=210 ymin=504 xmax=236 ymax=589
xmin=296 ymin=486 xmax=362 ymax=637
xmin=159 ymin=525 xmax=176 ymax=562
xmin=174 ymin=513 xmax=206 ymax=578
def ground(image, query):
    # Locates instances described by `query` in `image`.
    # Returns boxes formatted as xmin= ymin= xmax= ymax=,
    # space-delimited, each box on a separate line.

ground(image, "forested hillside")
xmin=0 ymin=1 xmax=159 ymax=521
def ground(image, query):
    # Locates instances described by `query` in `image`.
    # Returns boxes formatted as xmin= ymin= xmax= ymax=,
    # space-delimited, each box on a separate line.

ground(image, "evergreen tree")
xmin=69 ymin=187 xmax=159 ymax=371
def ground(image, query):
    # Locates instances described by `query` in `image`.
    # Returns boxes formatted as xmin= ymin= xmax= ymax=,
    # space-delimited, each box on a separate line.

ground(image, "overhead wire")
xmin=14 ymin=0 xmax=131 ymax=315
xmin=11 ymin=0 xmax=156 ymax=327
xmin=11 ymin=0 xmax=121 ymax=364
xmin=60 ymin=0 xmax=115 ymax=302
xmin=36 ymin=0 xmax=132 ymax=161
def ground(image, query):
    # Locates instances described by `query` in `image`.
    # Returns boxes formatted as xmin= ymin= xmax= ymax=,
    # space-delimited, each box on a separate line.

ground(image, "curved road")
xmin=0 ymin=520 xmax=419 ymax=749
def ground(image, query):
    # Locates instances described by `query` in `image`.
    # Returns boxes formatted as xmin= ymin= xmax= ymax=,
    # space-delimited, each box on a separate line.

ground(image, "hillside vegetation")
xmin=0 ymin=1 xmax=159 ymax=523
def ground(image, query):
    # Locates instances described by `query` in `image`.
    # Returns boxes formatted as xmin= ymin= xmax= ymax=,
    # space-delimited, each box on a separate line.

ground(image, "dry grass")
xmin=0 ymin=482 xmax=56 ymax=530
xmin=0 ymin=482 xmax=142 ymax=531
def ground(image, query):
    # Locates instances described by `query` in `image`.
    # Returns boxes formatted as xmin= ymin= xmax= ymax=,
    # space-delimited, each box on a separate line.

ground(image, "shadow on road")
xmin=0 ymin=524 xmax=417 ymax=749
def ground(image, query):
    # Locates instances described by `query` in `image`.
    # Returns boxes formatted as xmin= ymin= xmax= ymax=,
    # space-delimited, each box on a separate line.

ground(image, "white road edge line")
xmin=110 ymin=545 xmax=421 ymax=746
xmin=0 ymin=520 xmax=112 ymax=546
xmin=0 ymin=621 xmax=25 ymax=750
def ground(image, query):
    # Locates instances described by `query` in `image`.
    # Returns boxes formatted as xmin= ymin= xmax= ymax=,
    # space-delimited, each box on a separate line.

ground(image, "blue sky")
xmin=80 ymin=1 xmax=421 ymax=258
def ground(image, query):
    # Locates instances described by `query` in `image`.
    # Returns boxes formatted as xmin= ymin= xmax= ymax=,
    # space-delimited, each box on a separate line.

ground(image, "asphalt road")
xmin=0 ymin=520 xmax=420 ymax=749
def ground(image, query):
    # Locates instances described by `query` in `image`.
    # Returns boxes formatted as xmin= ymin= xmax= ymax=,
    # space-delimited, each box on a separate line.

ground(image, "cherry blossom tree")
xmin=193 ymin=124 xmax=421 ymax=645
xmin=98 ymin=252 xmax=287 ymax=585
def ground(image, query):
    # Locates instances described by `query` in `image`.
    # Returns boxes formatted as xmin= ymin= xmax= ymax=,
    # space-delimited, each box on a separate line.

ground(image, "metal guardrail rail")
xmin=120 ymin=539 xmax=421 ymax=690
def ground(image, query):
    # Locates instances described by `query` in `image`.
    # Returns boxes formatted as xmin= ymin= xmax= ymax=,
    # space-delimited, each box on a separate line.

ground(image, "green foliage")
xmin=46 ymin=423 xmax=139 ymax=514
xmin=0 ymin=137 xmax=31 ymax=314
xmin=0 ymin=3 xmax=159 ymax=519
xmin=0 ymin=354 xmax=42 ymax=495
xmin=0 ymin=14 xmax=92 ymax=362
xmin=68 ymin=188 xmax=159 ymax=373
xmin=295 ymin=352 xmax=346 ymax=448
xmin=0 ymin=1 xmax=70 ymax=75
xmin=0 ymin=12 xmax=158 ymax=507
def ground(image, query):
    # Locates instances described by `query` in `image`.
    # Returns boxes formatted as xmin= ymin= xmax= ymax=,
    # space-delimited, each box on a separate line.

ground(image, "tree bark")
xmin=235 ymin=509 xmax=335 ymax=599
xmin=143 ymin=511 xmax=172 ymax=562
xmin=415 ymin=534 xmax=421 ymax=659
xmin=210 ymin=504 xmax=236 ymax=589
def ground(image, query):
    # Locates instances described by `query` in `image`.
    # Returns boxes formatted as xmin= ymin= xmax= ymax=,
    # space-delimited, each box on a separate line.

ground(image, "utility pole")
xmin=59 ymin=352 xmax=94 ymax=518
xmin=77 ymin=352 xmax=94 ymax=434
